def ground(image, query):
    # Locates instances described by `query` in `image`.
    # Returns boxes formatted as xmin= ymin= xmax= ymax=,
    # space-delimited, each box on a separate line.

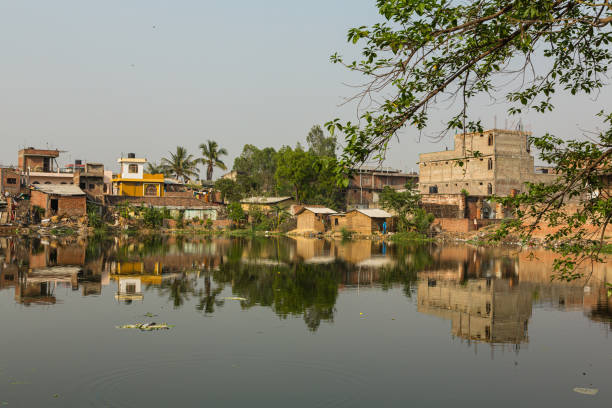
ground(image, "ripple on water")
xmin=67 ymin=351 xmax=368 ymax=408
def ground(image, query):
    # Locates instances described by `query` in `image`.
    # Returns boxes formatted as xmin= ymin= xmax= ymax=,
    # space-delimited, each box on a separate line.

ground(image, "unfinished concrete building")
xmin=347 ymin=165 xmax=418 ymax=209
xmin=418 ymin=129 xmax=556 ymax=196
xmin=73 ymin=162 xmax=105 ymax=199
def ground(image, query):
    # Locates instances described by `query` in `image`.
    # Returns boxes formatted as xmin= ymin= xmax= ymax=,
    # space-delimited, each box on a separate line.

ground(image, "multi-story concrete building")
xmin=418 ymin=129 xmax=556 ymax=196
xmin=347 ymin=165 xmax=418 ymax=208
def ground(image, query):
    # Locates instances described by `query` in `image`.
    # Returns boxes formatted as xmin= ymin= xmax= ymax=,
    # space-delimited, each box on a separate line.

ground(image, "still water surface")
xmin=0 ymin=235 xmax=610 ymax=407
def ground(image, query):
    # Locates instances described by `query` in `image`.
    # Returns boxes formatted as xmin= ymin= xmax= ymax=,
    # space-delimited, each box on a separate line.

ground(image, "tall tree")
xmin=145 ymin=161 xmax=168 ymax=175
xmin=307 ymin=125 xmax=337 ymax=158
xmin=330 ymin=0 xmax=612 ymax=279
xmin=233 ymin=145 xmax=278 ymax=194
xmin=199 ymin=140 xmax=228 ymax=181
xmin=161 ymin=146 xmax=199 ymax=183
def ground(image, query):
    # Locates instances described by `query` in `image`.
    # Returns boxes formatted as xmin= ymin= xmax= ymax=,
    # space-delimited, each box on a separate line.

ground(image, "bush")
xmin=340 ymin=227 xmax=354 ymax=241
xmin=142 ymin=206 xmax=165 ymax=228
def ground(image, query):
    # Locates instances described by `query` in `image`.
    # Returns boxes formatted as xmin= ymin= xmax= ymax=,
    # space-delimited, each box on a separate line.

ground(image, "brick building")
xmin=418 ymin=129 xmax=557 ymax=196
xmin=30 ymin=184 xmax=86 ymax=218
xmin=0 ymin=167 xmax=21 ymax=195
xmin=18 ymin=148 xmax=61 ymax=172
xmin=347 ymin=165 xmax=418 ymax=209
xmin=73 ymin=163 xmax=105 ymax=199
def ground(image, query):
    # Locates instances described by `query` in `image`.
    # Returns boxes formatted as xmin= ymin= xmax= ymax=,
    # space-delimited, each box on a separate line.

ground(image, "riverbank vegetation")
xmin=328 ymin=0 xmax=612 ymax=280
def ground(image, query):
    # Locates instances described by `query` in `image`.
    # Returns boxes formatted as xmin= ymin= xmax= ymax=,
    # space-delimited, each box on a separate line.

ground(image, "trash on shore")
xmin=573 ymin=387 xmax=598 ymax=395
xmin=116 ymin=322 xmax=173 ymax=331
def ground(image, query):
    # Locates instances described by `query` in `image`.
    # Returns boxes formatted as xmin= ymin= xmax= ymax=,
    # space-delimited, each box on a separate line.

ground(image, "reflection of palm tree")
xmin=196 ymin=276 xmax=225 ymax=314
xmin=158 ymin=274 xmax=197 ymax=308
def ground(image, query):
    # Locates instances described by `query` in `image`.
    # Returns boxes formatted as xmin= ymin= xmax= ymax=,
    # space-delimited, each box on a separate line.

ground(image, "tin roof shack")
xmin=295 ymin=207 xmax=337 ymax=233
xmin=347 ymin=165 xmax=418 ymax=209
xmin=73 ymin=163 xmax=105 ymax=199
xmin=240 ymin=196 xmax=295 ymax=214
xmin=0 ymin=167 xmax=22 ymax=195
xmin=30 ymin=185 xmax=86 ymax=218
xmin=330 ymin=213 xmax=347 ymax=232
xmin=345 ymin=208 xmax=393 ymax=235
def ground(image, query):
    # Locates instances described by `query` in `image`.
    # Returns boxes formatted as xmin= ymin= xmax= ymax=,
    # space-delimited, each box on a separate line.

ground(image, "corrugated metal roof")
xmin=241 ymin=196 xmax=293 ymax=204
xmin=32 ymin=184 xmax=85 ymax=196
xmin=354 ymin=208 xmax=392 ymax=218
xmin=300 ymin=206 xmax=337 ymax=215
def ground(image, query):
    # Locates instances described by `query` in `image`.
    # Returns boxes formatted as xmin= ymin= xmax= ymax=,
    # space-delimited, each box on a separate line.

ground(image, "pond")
xmin=0 ymin=235 xmax=610 ymax=407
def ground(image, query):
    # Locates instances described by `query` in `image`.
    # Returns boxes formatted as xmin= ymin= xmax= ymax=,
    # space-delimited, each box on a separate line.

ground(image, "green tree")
xmin=275 ymin=146 xmax=316 ymax=202
xmin=307 ymin=125 xmax=337 ymax=158
xmin=379 ymin=184 xmax=421 ymax=232
xmin=145 ymin=161 xmax=168 ymax=175
xmin=161 ymin=146 xmax=199 ymax=183
xmin=199 ymin=140 xmax=228 ymax=181
xmin=233 ymin=145 xmax=278 ymax=194
xmin=330 ymin=0 xmax=612 ymax=279
xmin=275 ymin=145 xmax=345 ymax=209
xmin=214 ymin=178 xmax=243 ymax=203
xmin=227 ymin=202 xmax=245 ymax=226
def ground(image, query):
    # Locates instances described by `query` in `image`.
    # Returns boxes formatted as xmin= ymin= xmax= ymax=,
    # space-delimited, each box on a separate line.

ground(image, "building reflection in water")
xmin=0 ymin=236 xmax=610 ymax=338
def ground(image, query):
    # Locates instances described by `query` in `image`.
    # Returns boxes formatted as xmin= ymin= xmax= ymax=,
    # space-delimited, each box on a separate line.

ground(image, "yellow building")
xmin=112 ymin=154 xmax=165 ymax=197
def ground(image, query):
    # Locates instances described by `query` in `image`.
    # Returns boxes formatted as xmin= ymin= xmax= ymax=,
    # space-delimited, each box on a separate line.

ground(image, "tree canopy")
xmin=307 ymin=125 xmax=337 ymax=158
xmin=199 ymin=140 xmax=228 ymax=181
xmin=330 ymin=0 xmax=612 ymax=279
xmin=161 ymin=146 xmax=199 ymax=183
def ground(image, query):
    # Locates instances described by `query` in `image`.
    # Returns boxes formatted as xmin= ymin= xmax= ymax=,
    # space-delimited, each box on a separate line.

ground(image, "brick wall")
xmin=0 ymin=168 xmax=21 ymax=195
xmin=30 ymin=190 xmax=48 ymax=211
xmin=106 ymin=195 xmax=223 ymax=209
xmin=30 ymin=190 xmax=86 ymax=217
xmin=58 ymin=195 xmax=86 ymax=217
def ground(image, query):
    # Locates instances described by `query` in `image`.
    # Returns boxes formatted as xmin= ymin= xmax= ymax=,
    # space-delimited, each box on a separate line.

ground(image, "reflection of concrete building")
xmin=115 ymin=277 xmax=144 ymax=302
xmin=417 ymin=278 xmax=532 ymax=344
xmin=15 ymin=266 xmax=80 ymax=305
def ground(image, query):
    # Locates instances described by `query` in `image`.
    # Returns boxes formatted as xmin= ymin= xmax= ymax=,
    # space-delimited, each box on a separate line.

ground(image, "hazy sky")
xmin=1 ymin=1 xmax=610 ymax=176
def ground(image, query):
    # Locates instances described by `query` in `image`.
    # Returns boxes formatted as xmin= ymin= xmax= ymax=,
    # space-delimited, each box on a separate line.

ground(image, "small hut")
xmin=345 ymin=208 xmax=393 ymax=235
xmin=29 ymin=184 xmax=86 ymax=218
xmin=295 ymin=207 xmax=337 ymax=233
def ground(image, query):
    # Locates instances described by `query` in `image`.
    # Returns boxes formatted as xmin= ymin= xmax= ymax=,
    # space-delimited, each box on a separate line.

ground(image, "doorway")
xmin=50 ymin=199 xmax=58 ymax=214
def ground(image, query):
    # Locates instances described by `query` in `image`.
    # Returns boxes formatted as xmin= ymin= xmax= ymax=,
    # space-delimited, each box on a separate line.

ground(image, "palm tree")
xmin=161 ymin=146 xmax=199 ymax=183
xmin=145 ymin=161 xmax=168 ymax=175
xmin=199 ymin=140 xmax=228 ymax=181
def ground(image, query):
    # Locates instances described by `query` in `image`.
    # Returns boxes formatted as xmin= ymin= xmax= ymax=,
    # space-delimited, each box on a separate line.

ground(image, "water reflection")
xmin=0 ymin=236 xmax=610 ymax=339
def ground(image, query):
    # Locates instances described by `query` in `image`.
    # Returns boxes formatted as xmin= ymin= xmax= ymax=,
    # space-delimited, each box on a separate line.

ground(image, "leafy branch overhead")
xmin=327 ymin=0 xmax=612 ymax=166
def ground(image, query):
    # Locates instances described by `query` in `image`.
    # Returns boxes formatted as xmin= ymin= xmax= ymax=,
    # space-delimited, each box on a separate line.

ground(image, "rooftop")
xmin=117 ymin=158 xmax=147 ymax=163
xmin=354 ymin=208 xmax=393 ymax=218
xmin=241 ymin=196 xmax=293 ymax=204
xmin=31 ymin=184 xmax=85 ymax=196
xmin=297 ymin=206 xmax=337 ymax=215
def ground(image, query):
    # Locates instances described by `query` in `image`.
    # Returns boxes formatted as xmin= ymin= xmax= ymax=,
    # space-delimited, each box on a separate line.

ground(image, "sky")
xmin=1 ymin=1 xmax=610 ymax=177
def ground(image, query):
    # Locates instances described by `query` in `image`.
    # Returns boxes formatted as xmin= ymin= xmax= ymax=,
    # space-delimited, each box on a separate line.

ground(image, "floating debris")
xmin=224 ymin=297 xmax=247 ymax=301
xmin=143 ymin=312 xmax=158 ymax=318
xmin=116 ymin=322 xmax=173 ymax=331
xmin=573 ymin=387 xmax=598 ymax=395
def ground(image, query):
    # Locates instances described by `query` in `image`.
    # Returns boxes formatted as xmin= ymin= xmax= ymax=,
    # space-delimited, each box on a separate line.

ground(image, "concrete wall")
xmin=419 ymin=129 xmax=556 ymax=196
